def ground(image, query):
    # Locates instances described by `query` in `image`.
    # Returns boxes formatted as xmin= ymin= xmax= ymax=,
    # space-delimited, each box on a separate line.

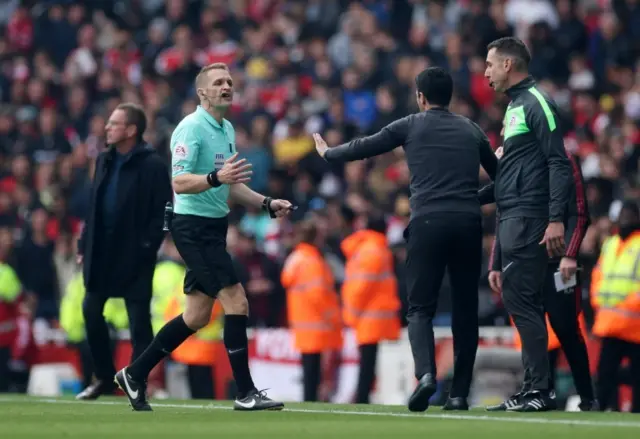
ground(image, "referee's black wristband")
xmin=262 ymin=196 xmax=276 ymax=218
xmin=206 ymin=171 xmax=222 ymax=187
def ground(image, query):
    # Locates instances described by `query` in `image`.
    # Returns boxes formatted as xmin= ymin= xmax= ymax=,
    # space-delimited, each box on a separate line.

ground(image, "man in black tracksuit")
xmin=313 ymin=67 xmax=498 ymax=412
xmin=484 ymin=37 xmax=573 ymax=412
xmin=479 ymin=148 xmax=598 ymax=411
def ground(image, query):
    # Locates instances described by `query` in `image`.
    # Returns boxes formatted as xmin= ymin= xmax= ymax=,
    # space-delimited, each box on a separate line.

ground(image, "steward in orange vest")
xmin=341 ymin=214 xmax=400 ymax=404
xmin=281 ymin=220 xmax=342 ymax=402
xmin=590 ymin=201 xmax=640 ymax=413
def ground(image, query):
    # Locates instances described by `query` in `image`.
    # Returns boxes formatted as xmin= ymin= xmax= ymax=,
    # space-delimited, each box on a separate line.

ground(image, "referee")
xmin=483 ymin=37 xmax=573 ymax=412
xmin=314 ymin=67 xmax=498 ymax=412
xmin=115 ymin=63 xmax=294 ymax=411
xmin=480 ymin=144 xmax=597 ymax=411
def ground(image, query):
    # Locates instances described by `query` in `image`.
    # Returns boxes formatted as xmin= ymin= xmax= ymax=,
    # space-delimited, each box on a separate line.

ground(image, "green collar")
xmin=196 ymin=105 xmax=224 ymax=130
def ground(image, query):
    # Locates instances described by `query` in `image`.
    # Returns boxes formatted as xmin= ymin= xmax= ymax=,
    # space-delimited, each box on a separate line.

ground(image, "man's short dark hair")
xmin=116 ymin=102 xmax=147 ymax=143
xmin=365 ymin=213 xmax=387 ymax=234
xmin=415 ymin=67 xmax=453 ymax=107
xmin=621 ymin=200 xmax=640 ymax=220
xmin=487 ymin=37 xmax=531 ymax=72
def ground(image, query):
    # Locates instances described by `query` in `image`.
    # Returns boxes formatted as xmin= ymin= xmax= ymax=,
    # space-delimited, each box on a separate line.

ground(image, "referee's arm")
xmin=229 ymin=183 xmax=268 ymax=208
xmin=489 ymin=214 xmax=502 ymax=272
xmin=171 ymin=127 xmax=210 ymax=194
xmin=323 ymin=117 xmax=409 ymax=162
xmin=478 ymin=182 xmax=495 ymax=205
xmin=526 ymin=99 xmax=571 ymax=222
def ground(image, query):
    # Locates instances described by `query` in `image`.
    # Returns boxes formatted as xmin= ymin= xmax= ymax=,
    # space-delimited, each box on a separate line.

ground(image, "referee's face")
xmin=201 ymin=69 xmax=234 ymax=109
xmin=485 ymin=48 xmax=509 ymax=93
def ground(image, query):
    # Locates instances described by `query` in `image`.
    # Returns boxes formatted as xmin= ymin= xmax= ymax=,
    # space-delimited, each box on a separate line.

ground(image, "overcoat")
xmin=78 ymin=144 xmax=172 ymax=298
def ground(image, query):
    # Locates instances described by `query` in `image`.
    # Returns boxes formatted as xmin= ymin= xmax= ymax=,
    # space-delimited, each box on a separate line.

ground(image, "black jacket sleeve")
xmin=478 ymin=182 xmax=496 ymax=205
xmin=526 ymin=96 xmax=571 ymax=222
xmin=77 ymin=222 xmax=87 ymax=256
xmin=473 ymin=121 xmax=498 ymax=181
xmin=144 ymin=157 xmax=173 ymax=253
xmin=324 ymin=116 xmax=409 ymax=162
xmin=563 ymin=154 xmax=590 ymax=259
xmin=489 ymin=213 xmax=501 ymax=271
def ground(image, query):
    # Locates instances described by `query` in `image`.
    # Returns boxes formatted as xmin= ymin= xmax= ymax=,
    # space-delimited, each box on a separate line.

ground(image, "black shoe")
xmin=76 ymin=380 xmax=116 ymax=400
xmin=114 ymin=368 xmax=152 ymax=412
xmin=233 ymin=389 xmax=284 ymax=411
xmin=510 ymin=391 xmax=557 ymax=412
xmin=443 ymin=397 xmax=469 ymax=411
xmin=486 ymin=392 xmax=524 ymax=411
xmin=408 ymin=374 xmax=437 ymax=412
xmin=578 ymin=399 xmax=600 ymax=411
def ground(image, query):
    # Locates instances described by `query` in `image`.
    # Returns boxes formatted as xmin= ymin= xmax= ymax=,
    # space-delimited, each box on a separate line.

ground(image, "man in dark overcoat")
xmin=76 ymin=103 xmax=172 ymax=400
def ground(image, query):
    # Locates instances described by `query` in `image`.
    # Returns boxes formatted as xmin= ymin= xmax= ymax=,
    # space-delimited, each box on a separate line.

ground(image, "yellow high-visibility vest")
xmin=595 ymin=235 xmax=640 ymax=308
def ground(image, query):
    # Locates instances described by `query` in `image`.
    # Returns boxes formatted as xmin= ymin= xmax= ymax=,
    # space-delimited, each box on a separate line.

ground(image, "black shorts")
xmin=171 ymin=213 xmax=239 ymax=298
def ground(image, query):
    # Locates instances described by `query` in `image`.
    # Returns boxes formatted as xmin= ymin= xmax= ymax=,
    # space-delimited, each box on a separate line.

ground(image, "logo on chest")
xmin=214 ymin=153 xmax=225 ymax=170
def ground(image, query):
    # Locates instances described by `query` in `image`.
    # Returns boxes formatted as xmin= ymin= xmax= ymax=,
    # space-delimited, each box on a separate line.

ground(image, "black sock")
xmin=128 ymin=314 xmax=195 ymax=381
xmin=224 ymin=315 xmax=255 ymax=397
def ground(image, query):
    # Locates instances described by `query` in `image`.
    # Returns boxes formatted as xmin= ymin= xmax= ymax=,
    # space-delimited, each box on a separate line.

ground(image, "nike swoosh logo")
xmin=502 ymin=262 xmax=514 ymax=272
xmin=228 ymin=348 xmax=246 ymax=355
xmin=235 ymin=398 xmax=256 ymax=409
xmin=123 ymin=372 xmax=139 ymax=399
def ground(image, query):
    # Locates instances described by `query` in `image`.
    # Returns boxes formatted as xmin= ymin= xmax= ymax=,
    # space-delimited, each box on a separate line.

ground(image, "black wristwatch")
xmin=262 ymin=196 xmax=276 ymax=218
xmin=206 ymin=171 xmax=222 ymax=187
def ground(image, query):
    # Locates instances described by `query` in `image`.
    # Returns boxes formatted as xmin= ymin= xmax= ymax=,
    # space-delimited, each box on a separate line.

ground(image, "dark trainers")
xmin=76 ymin=380 xmax=117 ymax=400
xmin=442 ymin=397 xmax=469 ymax=411
xmin=114 ymin=368 xmax=152 ymax=412
xmin=408 ymin=373 xmax=437 ymax=412
xmin=578 ymin=399 xmax=600 ymax=411
xmin=510 ymin=391 xmax=557 ymax=412
xmin=486 ymin=392 xmax=524 ymax=411
xmin=233 ymin=389 xmax=284 ymax=411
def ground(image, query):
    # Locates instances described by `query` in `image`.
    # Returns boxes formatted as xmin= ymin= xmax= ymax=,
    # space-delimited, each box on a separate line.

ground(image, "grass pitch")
xmin=1 ymin=394 xmax=640 ymax=438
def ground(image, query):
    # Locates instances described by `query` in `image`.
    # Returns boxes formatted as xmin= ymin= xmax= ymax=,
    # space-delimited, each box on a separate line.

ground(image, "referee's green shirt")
xmin=171 ymin=105 xmax=236 ymax=218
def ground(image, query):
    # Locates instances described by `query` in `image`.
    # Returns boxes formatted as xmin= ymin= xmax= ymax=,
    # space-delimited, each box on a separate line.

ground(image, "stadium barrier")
xmin=27 ymin=323 xmax=634 ymax=410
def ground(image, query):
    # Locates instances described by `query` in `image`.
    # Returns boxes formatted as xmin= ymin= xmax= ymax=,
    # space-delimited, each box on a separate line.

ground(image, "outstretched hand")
xmin=313 ymin=133 xmax=329 ymax=158
xmin=216 ymin=153 xmax=252 ymax=184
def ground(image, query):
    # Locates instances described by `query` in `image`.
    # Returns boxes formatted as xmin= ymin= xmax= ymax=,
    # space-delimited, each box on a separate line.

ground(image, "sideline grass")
xmin=1 ymin=395 xmax=639 ymax=438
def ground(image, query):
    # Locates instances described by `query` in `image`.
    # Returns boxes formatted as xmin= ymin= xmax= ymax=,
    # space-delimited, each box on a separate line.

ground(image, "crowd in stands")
xmin=0 ymin=0 xmax=638 ymax=331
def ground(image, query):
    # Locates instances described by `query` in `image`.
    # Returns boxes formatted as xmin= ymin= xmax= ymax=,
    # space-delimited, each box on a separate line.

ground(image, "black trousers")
xmin=82 ymin=292 xmax=154 ymax=381
xmin=521 ymin=262 xmax=594 ymax=399
xmin=187 ymin=365 xmax=215 ymax=399
xmin=301 ymin=353 xmax=321 ymax=402
xmin=405 ymin=212 xmax=482 ymax=398
xmin=499 ymin=217 xmax=550 ymax=391
xmin=596 ymin=337 xmax=640 ymax=413
xmin=356 ymin=343 xmax=378 ymax=404
xmin=0 ymin=346 xmax=10 ymax=393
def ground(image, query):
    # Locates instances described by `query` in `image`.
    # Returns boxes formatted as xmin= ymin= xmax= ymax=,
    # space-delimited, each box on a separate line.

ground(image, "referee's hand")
xmin=217 ymin=153 xmax=252 ymax=184
xmin=540 ymin=221 xmax=565 ymax=258
xmin=269 ymin=199 xmax=295 ymax=218
xmin=488 ymin=270 xmax=502 ymax=294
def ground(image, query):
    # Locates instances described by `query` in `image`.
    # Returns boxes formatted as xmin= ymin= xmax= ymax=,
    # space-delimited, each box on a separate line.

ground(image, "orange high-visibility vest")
xmin=165 ymin=295 xmax=224 ymax=366
xmin=512 ymin=313 xmax=588 ymax=351
xmin=340 ymin=230 xmax=401 ymax=345
xmin=281 ymin=243 xmax=343 ymax=354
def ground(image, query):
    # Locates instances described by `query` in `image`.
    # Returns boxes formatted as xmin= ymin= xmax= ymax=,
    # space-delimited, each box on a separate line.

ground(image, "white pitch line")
xmin=1 ymin=397 xmax=640 ymax=429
